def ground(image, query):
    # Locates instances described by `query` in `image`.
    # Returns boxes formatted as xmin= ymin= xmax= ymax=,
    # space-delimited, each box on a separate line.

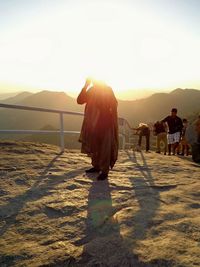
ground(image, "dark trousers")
xmin=138 ymin=133 xmax=150 ymax=151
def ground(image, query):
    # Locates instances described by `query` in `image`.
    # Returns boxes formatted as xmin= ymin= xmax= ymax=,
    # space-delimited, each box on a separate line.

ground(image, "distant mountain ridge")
xmin=1 ymin=91 xmax=33 ymax=104
xmin=0 ymin=88 xmax=199 ymax=135
xmin=0 ymin=92 xmax=21 ymax=100
xmin=0 ymin=90 xmax=83 ymax=134
xmin=18 ymin=90 xmax=80 ymax=111
xmin=118 ymin=88 xmax=200 ymax=124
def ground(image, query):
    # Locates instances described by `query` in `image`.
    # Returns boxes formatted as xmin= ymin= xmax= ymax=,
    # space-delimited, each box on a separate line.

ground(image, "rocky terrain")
xmin=0 ymin=141 xmax=199 ymax=267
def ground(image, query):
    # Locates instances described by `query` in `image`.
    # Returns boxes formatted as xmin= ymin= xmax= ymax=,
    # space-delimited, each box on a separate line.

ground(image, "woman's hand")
xmin=84 ymin=77 xmax=91 ymax=89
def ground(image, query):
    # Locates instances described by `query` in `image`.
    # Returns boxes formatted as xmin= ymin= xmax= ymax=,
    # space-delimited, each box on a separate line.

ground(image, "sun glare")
xmin=0 ymin=0 xmax=199 ymax=98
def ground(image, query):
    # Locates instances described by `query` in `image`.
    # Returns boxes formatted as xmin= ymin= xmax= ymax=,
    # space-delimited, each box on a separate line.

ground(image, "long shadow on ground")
xmin=0 ymin=153 xmax=85 ymax=236
xmin=75 ymin=175 xmax=159 ymax=267
xmin=126 ymin=150 xmax=161 ymax=241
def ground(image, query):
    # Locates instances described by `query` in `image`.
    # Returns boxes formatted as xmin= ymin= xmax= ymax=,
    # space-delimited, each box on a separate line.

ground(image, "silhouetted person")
xmin=77 ymin=78 xmax=118 ymax=180
xmin=153 ymin=121 xmax=167 ymax=155
xmin=180 ymin=118 xmax=190 ymax=156
xmin=134 ymin=123 xmax=150 ymax=152
xmin=195 ymin=115 xmax=200 ymax=143
xmin=162 ymin=108 xmax=183 ymax=155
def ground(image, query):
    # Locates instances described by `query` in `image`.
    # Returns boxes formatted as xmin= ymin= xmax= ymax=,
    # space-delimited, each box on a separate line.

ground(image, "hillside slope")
xmin=1 ymin=92 xmax=33 ymax=104
xmin=0 ymin=141 xmax=199 ymax=267
xmin=0 ymin=91 xmax=84 ymax=132
xmin=118 ymin=88 xmax=200 ymax=124
xmin=1 ymin=88 xmax=200 ymax=131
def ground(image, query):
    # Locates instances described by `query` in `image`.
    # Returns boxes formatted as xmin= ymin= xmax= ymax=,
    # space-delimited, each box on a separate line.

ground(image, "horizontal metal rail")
xmin=0 ymin=130 xmax=81 ymax=134
xmin=0 ymin=103 xmax=84 ymax=116
xmin=0 ymin=103 xmax=132 ymax=151
xmin=0 ymin=103 xmax=84 ymax=152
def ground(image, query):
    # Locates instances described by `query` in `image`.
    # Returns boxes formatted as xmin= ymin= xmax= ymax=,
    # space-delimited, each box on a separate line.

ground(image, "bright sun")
xmin=0 ymin=0 xmax=200 ymax=98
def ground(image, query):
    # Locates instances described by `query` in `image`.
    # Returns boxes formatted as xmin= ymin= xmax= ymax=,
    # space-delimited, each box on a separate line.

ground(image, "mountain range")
xmin=118 ymin=88 xmax=200 ymax=124
xmin=0 ymin=88 xmax=199 ymax=146
xmin=0 ymin=89 xmax=200 ymax=149
xmin=0 ymin=92 xmax=21 ymax=100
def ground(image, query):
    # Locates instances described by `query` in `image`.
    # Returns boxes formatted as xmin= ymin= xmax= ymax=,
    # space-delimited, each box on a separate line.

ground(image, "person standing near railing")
xmin=194 ymin=115 xmax=200 ymax=143
xmin=185 ymin=115 xmax=200 ymax=163
xmin=161 ymin=108 xmax=183 ymax=156
xmin=77 ymin=78 xmax=118 ymax=180
xmin=180 ymin=118 xmax=190 ymax=156
xmin=153 ymin=121 xmax=167 ymax=155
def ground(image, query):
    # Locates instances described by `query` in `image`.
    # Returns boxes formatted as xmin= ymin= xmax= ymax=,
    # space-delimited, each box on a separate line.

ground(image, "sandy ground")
xmin=0 ymin=141 xmax=199 ymax=267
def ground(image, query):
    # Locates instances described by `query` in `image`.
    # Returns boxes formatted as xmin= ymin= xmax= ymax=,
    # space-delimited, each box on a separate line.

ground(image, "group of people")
xmin=134 ymin=108 xmax=190 ymax=156
xmin=154 ymin=108 xmax=189 ymax=156
xmin=77 ymin=78 xmax=200 ymax=180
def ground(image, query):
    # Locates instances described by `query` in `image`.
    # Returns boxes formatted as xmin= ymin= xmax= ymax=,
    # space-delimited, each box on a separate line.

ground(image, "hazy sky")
xmin=0 ymin=0 xmax=200 ymax=98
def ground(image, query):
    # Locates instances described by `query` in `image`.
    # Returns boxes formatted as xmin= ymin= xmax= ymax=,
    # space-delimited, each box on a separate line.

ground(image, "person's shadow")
xmin=126 ymin=150 xmax=161 ymax=241
xmin=76 ymin=177 xmax=148 ymax=266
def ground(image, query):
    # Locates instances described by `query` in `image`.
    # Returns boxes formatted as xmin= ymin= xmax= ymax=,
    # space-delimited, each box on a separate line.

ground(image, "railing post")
xmin=60 ymin=113 xmax=65 ymax=152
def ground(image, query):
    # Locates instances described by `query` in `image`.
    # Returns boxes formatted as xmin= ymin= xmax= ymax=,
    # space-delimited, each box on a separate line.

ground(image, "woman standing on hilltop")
xmin=77 ymin=78 xmax=118 ymax=180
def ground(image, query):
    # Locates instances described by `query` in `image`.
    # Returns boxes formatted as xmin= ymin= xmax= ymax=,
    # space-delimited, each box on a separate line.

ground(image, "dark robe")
xmin=77 ymin=84 xmax=118 ymax=172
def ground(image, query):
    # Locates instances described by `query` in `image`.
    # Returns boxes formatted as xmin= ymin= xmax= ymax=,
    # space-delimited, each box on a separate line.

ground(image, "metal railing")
xmin=0 ymin=103 xmax=133 ymax=152
xmin=118 ymin=117 xmax=136 ymax=149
